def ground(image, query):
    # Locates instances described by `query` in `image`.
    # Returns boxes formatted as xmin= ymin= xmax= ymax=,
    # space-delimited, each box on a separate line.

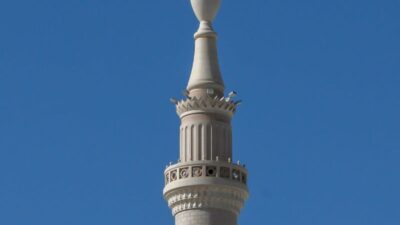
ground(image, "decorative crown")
xmin=171 ymin=92 xmax=241 ymax=117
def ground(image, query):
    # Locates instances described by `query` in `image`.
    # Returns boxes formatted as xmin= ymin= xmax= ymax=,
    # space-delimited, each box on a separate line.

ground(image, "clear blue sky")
xmin=1 ymin=0 xmax=399 ymax=225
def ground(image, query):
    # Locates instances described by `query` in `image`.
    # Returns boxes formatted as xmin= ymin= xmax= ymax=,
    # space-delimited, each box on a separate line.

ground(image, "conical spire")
xmin=187 ymin=0 xmax=224 ymax=95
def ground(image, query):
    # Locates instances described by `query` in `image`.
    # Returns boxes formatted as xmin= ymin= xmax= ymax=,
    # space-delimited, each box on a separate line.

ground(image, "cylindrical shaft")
xmin=175 ymin=209 xmax=237 ymax=225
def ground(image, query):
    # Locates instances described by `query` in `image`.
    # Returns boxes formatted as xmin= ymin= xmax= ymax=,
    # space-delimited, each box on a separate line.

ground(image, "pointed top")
xmin=187 ymin=0 xmax=224 ymax=95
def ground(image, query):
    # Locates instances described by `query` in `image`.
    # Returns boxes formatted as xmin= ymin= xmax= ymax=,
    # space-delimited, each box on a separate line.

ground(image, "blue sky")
xmin=0 ymin=0 xmax=399 ymax=225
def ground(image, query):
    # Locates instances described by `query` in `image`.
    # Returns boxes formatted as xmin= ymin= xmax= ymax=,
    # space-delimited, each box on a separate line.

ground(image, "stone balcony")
xmin=164 ymin=160 xmax=248 ymax=187
xmin=163 ymin=160 xmax=249 ymax=216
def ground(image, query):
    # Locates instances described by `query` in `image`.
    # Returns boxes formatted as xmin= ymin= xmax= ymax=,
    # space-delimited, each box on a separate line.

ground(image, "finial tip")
xmin=190 ymin=0 xmax=221 ymax=22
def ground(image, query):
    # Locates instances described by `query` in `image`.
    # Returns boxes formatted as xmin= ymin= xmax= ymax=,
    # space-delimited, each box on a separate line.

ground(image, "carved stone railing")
xmin=163 ymin=161 xmax=249 ymax=216
xmin=164 ymin=161 xmax=248 ymax=186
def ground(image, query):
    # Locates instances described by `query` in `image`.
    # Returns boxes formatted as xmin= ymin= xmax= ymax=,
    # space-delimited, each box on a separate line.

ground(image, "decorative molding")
xmin=164 ymin=162 xmax=248 ymax=186
xmin=173 ymin=96 xmax=240 ymax=117
xmin=164 ymin=185 xmax=248 ymax=216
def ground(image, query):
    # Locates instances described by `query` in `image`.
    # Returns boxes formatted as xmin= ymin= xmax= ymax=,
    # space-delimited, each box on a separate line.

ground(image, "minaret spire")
xmin=164 ymin=1 xmax=249 ymax=225
xmin=187 ymin=0 xmax=224 ymax=96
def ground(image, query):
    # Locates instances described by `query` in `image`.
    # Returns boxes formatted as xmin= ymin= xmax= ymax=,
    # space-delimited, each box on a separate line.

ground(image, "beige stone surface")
xmin=163 ymin=1 xmax=248 ymax=225
xmin=176 ymin=209 xmax=236 ymax=225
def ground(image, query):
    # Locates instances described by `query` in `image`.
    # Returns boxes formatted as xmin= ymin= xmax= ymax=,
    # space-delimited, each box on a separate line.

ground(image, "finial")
xmin=226 ymin=91 xmax=237 ymax=102
xmin=170 ymin=98 xmax=178 ymax=105
xmin=190 ymin=0 xmax=221 ymax=38
xmin=228 ymin=91 xmax=237 ymax=98
xmin=190 ymin=0 xmax=221 ymax=23
xmin=187 ymin=0 xmax=224 ymax=95
xmin=182 ymin=90 xmax=191 ymax=99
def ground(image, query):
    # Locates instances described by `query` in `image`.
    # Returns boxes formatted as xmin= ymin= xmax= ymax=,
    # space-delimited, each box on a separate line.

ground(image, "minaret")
xmin=163 ymin=1 xmax=249 ymax=225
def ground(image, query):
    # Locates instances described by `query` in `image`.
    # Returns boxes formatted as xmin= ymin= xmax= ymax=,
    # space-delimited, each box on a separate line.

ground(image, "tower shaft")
xmin=179 ymin=113 xmax=232 ymax=162
xmin=163 ymin=1 xmax=248 ymax=225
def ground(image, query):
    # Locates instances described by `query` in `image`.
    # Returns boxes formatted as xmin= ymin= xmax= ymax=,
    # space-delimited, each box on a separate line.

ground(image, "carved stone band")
xmin=164 ymin=161 xmax=248 ymax=186
xmin=174 ymin=96 xmax=239 ymax=118
xmin=164 ymin=185 xmax=248 ymax=216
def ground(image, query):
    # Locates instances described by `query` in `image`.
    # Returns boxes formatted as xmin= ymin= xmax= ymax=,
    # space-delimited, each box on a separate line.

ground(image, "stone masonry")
xmin=163 ymin=1 xmax=249 ymax=225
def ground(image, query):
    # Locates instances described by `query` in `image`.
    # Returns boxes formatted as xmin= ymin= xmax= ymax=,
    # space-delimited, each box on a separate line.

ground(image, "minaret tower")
xmin=163 ymin=1 xmax=249 ymax=225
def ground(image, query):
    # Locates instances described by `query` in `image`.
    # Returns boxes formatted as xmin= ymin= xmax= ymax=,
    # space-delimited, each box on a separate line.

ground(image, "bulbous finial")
xmin=190 ymin=0 xmax=221 ymax=22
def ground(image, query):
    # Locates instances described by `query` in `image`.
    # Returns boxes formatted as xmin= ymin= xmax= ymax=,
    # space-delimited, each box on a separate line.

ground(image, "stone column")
xmin=163 ymin=1 xmax=249 ymax=225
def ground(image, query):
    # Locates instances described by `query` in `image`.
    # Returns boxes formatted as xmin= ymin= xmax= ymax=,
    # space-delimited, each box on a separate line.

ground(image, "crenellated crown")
xmin=171 ymin=91 xmax=241 ymax=118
